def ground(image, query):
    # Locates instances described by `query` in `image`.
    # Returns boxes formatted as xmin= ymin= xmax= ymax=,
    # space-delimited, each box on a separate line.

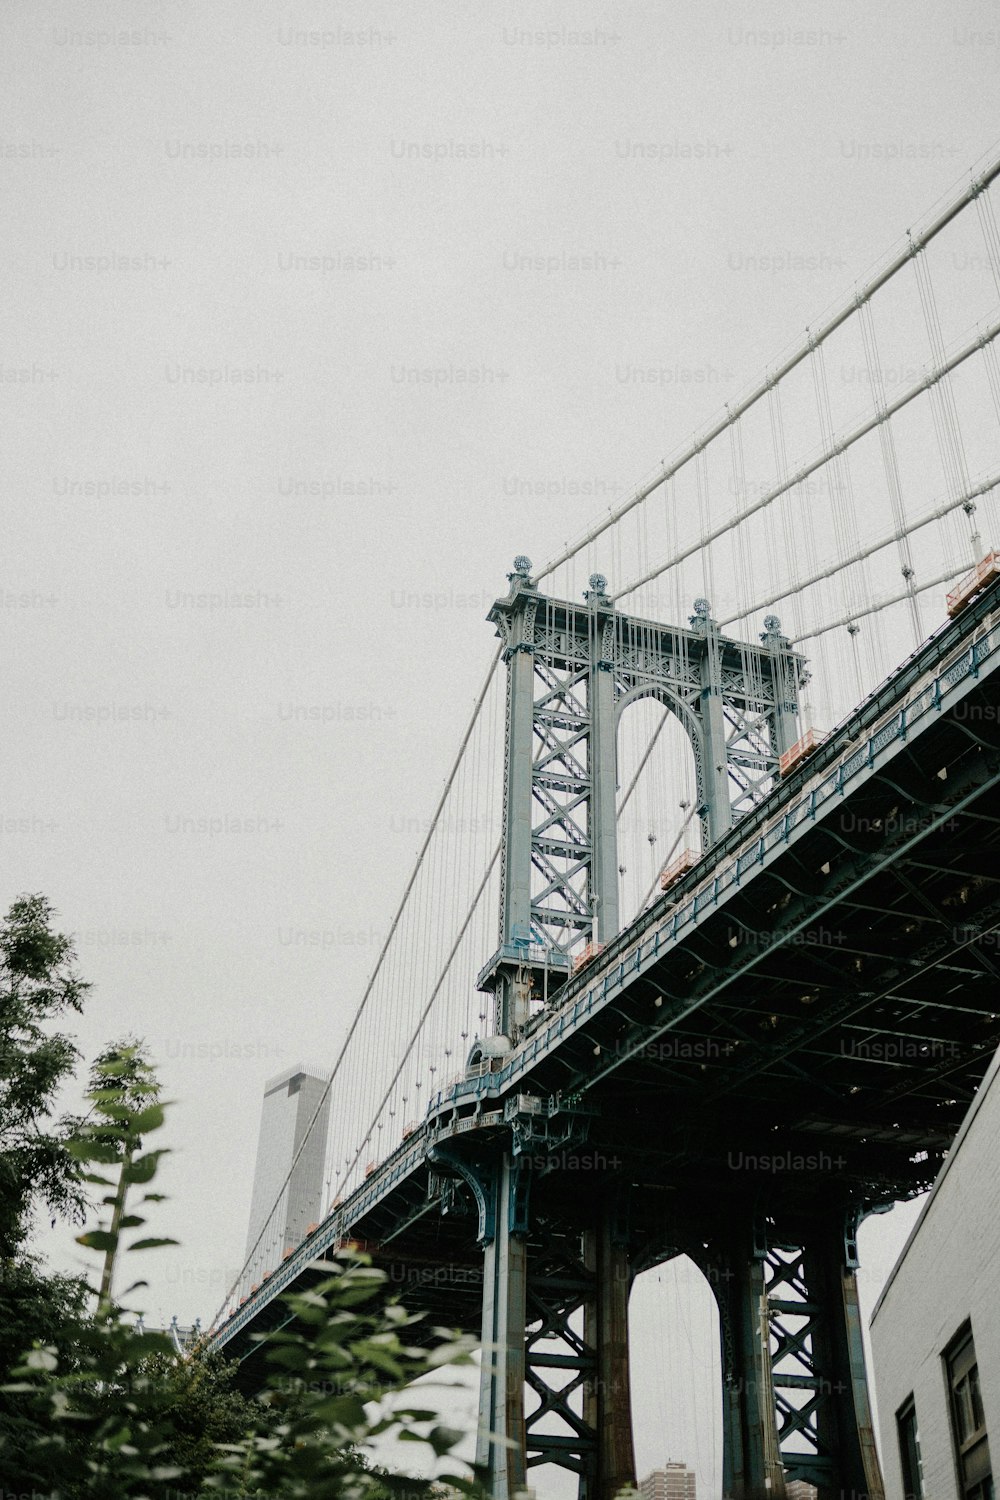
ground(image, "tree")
xmin=0 ymin=904 xmax=264 ymax=1497
xmin=4 ymin=968 xmax=481 ymax=1497
xmin=2 ymin=906 xmax=479 ymax=1494
xmin=74 ymin=1039 xmax=166 ymax=1313
xmin=0 ymin=894 xmax=94 ymax=1486
xmin=209 ymin=1263 xmax=477 ymax=1500
xmin=0 ymin=1256 xmax=90 ymax=1485
xmin=0 ymin=892 xmax=90 ymax=1254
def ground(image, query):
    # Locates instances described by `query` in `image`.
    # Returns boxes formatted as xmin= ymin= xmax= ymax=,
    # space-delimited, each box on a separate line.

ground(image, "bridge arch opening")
xmin=629 ymin=1255 xmax=722 ymax=1496
xmin=614 ymin=693 xmax=701 ymax=930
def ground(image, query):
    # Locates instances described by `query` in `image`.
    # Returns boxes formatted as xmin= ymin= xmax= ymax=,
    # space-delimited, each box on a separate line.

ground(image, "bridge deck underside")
xmin=516 ymin=684 xmax=1000 ymax=1250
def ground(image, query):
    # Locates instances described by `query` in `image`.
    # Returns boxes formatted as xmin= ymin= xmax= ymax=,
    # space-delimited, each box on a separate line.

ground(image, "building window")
xmin=946 ymin=1322 xmax=993 ymax=1500
xmin=897 ymin=1396 xmax=924 ymax=1500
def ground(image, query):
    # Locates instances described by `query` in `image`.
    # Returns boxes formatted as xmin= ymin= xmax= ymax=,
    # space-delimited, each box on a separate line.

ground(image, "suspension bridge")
xmin=207 ymin=150 xmax=1000 ymax=1500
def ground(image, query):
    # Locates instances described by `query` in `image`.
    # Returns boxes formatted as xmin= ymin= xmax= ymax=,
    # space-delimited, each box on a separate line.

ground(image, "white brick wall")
xmin=870 ymin=1048 xmax=1000 ymax=1499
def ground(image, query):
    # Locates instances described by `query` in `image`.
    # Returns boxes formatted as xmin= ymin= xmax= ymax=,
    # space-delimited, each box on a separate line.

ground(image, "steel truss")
xmin=764 ymin=1224 xmax=881 ymax=1497
xmin=480 ymin=561 xmax=802 ymax=1040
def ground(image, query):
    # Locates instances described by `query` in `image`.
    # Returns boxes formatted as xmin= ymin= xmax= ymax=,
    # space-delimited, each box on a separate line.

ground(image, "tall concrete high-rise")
xmin=243 ymin=1064 xmax=330 ymax=1290
xmin=638 ymin=1463 xmax=697 ymax=1500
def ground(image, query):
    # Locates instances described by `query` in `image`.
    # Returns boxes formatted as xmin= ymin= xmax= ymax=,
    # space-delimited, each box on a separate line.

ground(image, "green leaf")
xmin=127 ymin=1236 xmax=178 ymax=1251
xmin=265 ymin=1346 xmax=311 ymax=1372
xmin=91 ymin=1098 xmax=134 ymax=1122
xmin=67 ymin=1138 xmax=122 ymax=1164
xmin=428 ymin=1423 xmax=464 ymax=1456
xmin=76 ymin=1230 xmax=118 ymax=1251
xmin=130 ymin=1102 xmax=166 ymax=1133
xmin=123 ymin=1150 xmax=168 ymax=1184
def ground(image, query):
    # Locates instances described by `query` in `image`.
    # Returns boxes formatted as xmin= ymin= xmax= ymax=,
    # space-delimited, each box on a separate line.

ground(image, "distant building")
xmin=784 ymin=1482 xmax=818 ymax=1500
xmin=870 ymin=1046 xmax=1000 ymax=1500
xmin=638 ymin=1463 xmax=697 ymax=1500
xmin=243 ymin=1063 xmax=331 ymax=1291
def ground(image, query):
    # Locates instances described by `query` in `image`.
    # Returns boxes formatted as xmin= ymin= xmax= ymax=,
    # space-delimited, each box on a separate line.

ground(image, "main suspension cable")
xmin=535 ymin=154 xmax=1000 ymax=589
xmin=613 ymin=315 xmax=1000 ymax=605
xmin=720 ymin=473 xmax=1000 ymax=627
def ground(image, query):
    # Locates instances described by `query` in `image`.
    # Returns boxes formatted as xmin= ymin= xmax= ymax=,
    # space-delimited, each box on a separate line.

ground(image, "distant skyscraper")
xmin=784 ymin=1483 xmax=818 ymax=1500
xmin=243 ymin=1064 xmax=330 ymax=1290
xmin=638 ymin=1462 xmax=697 ymax=1500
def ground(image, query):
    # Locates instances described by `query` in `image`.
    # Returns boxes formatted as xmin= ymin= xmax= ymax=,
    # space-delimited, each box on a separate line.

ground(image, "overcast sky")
xmin=5 ymin=0 xmax=999 ymax=1491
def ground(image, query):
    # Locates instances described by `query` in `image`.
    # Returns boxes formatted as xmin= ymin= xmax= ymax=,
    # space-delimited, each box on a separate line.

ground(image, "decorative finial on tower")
xmin=689 ymin=597 xmax=714 ymax=631
xmin=506 ymin=556 xmax=535 ymax=593
xmin=761 ymin=614 xmax=790 ymax=648
xmin=583 ymin=572 xmax=611 ymax=605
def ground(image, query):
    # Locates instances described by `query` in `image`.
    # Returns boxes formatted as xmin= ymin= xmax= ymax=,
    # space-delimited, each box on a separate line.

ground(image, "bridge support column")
xmin=582 ymin=1214 xmax=636 ymax=1500
xmin=692 ymin=607 xmax=734 ymax=847
xmin=590 ymin=644 xmax=620 ymax=945
xmin=760 ymin=615 xmax=800 ymax=759
xmin=708 ymin=1234 xmax=786 ymax=1500
xmin=476 ymin=1156 xmax=529 ymax=1499
xmin=800 ymin=1230 xmax=884 ymax=1500
xmin=498 ymin=613 xmax=537 ymax=1035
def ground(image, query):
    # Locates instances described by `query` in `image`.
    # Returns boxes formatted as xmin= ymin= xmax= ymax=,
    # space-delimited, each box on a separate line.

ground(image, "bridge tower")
xmin=473 ymin=560 xmax=805 ymax=1500
xmin=478 ymin=557 xmax=802 ymax=1040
